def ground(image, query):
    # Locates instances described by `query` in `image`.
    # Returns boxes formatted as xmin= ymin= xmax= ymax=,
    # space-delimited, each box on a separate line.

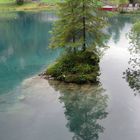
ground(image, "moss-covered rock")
xmin=45 ymin=51 xmax=100 ymax=84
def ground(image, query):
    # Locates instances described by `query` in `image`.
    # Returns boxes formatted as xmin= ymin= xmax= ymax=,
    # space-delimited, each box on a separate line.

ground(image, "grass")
xmin=41 ymin=0 xmax=60 ymax=4
xmin=0 ymin=0 xmax=60 ymax=4
xmin=0 ymin=0 xmax=60 ymax=12
xmin=0 ymin=3 xmax=58 ymax=12
xmin=0 ymin=0 xmax=14 ymax=4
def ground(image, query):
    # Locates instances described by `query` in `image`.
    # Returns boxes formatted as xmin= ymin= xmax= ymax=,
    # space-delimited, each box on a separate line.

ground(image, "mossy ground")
xmin=46 ymin=51 xmax=100 ymax=84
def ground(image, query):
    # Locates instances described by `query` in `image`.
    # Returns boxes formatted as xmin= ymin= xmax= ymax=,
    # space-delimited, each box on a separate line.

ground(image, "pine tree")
xmin=49 ymin=0 xmax=107 ymax=53
xmin=46 ymin=0 xmax=107 ymax=83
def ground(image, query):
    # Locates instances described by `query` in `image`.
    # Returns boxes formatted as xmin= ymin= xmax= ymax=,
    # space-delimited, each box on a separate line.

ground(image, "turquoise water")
xmin=0 ymin=12 xmax=140 ymax=140
xmin=0 ymin=12 xmax=60 ymax=94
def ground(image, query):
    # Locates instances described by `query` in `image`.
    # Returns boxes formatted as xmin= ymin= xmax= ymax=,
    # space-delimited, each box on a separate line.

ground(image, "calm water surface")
xmin=0 ymin=12 xmax=140 ymax=140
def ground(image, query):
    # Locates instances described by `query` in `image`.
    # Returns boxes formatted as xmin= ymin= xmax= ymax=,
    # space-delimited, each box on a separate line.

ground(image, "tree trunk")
xmin=82 ymin=0 xmax=86 ymax=51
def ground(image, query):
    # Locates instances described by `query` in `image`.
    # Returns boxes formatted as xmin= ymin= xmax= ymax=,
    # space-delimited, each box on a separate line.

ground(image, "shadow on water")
xmin=48 ymin=80 xmax=108 ymax=140
xmin=0 ymin=12 xmax=60 ymax=94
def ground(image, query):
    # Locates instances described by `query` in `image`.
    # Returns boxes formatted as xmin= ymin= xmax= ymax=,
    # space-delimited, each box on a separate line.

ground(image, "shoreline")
xmin=0 ymin=2 xmax=57 ymax=12
xmin=0 ymin=3 xmax=140 ymax=13
xmin=38 ymin=72 xmax=98 ymax=86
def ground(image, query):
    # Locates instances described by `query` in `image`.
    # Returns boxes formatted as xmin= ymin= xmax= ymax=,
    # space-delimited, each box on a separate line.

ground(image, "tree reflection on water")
xmin=124 ymin=21 xmax=140 ymax=95
xmin=106 ymin=15 xmax=133 ymax=44
xmin=48 ymin=81 xmax=108 ymax=140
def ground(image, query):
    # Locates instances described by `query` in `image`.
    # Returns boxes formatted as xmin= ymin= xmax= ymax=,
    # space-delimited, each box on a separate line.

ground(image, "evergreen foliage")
xmin=49 ymin=0 xmax=107 ymax=52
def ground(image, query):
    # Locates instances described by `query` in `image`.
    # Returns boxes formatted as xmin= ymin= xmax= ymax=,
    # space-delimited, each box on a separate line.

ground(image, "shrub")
xmin=46 ymin=50 xmax=100 ymax=84
xmin=16 ymin=0 xmax=24 ymax=5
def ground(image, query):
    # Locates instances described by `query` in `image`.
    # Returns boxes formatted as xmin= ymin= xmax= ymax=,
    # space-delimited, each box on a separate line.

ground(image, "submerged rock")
xmin=18 ymin=95 xmax=25 ymax=101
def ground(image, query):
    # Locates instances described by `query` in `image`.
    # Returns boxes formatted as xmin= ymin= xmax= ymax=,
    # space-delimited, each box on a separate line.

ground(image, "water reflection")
xmin=106 ymin=15 xmax=133 ymax=43
xmin=0 ymin=12 xmax=60 ymax=94
xmin=1 ymin=12 xmax=140 ymax=140
xmin=123 ymin=22 xmax=140 ymax=95
xmin=48 ymin=81 xmax=108 ymax=140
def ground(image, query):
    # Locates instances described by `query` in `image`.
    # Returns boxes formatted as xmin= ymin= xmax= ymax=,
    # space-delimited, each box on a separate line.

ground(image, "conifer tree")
xmin=49 ymin=0 xmax=106 ymax=53
xmin=46 ymin=0 xmax=107 ymax=83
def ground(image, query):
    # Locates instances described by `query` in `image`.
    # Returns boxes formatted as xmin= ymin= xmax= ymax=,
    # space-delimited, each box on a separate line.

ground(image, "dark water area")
xmin=0 ymin=12 xmax=140 ymax=140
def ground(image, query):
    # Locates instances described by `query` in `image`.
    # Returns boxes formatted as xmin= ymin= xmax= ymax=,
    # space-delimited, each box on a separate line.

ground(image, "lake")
xmin=0 ymin=12 xmax=140 ymax=140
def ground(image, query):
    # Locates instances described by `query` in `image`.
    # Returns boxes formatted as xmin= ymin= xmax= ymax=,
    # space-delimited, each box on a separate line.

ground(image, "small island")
xmin=45 ymin=50 xmax=100 ymax=84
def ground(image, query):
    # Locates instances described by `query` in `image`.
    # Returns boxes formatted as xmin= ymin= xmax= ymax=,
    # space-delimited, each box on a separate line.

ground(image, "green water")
xmin=0 ymin=12 xmax=140 ymax=140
